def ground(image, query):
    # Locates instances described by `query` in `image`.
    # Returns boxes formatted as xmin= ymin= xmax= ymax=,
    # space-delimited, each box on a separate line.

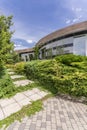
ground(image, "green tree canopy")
xmin=0 ymin=15 xmax=14 ymax=70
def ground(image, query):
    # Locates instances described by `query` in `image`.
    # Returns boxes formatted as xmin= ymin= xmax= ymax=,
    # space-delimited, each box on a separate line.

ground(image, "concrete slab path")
xmin=0 ymin=88 xmax=48 ymax=120
xmin=8 ymin=72 xmax=15 ymax=75
xmin=10 ymin=75 xmax=25 ymax=80
xmin=13 ymin=79 xmax=34 ymax=87
xmin=2 ymin=68 xmax=87 ymax=130
xmin=6 ymin=97 xmax=87 ymax=130
xmin=7 ymin=69 xmax=34 ymax=87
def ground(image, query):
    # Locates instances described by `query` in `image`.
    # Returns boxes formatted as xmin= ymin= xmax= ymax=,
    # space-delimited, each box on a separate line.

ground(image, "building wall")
xmin=21 ymin=52 xmax=34 ymax=61
xmin=85 ymin=35 xmax=87 ymax=56
xmin=39 ymin=37 xmax=74 ymax=59
xmin=39 ymin=34 xmax=87 ymax=59
xmin=18 ymin=34 xmax=87 ymax=61
xmin=73 ymin=35 xmax=87 ymax=56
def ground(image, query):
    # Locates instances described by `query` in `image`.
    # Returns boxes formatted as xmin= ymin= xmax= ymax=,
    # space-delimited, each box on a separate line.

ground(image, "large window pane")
xmin=73 ymin=36 xmax=86 ymax=56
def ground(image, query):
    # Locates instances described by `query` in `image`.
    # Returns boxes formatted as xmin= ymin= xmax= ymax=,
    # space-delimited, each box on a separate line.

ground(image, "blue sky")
xmin=0 ymin=0 xmax=87 ymax=50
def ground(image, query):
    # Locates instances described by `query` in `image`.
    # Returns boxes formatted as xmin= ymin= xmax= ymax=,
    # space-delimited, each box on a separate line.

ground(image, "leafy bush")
xmin=0 ymin=69 xmax=15 ymax=98
xmin=14 ymin=54 xmax=87 ymax=97
xmin=14 ymin=62 xmax=25 ymax=74
xmin=6 ymin=64 xmax=14 ymax=69
xmin=55 ymin=54 xmax=87 ymax=66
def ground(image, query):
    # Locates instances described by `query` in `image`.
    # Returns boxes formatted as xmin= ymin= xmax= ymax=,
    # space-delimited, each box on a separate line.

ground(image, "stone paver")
xmin=8 ymin=71 xmax=15 ymax=75
xmin=10 ymin=75 xmax=25 ymax=80
xmin=0 ymin=108 xmax=5 ymax=120
xmin=13 ymin=79 xmax=34 ymax=87
xmin=6 ymin=69 xmax=87 ymax=129
xmin=7 ymin=69 xmax=13 ymax=72
xmin=6 ymin=97 xmax=87 ymax=130
xmin=0 ymin=88 xmax=48 ymax=120
xmin=3 ymin=103 xmax=21 ymax=118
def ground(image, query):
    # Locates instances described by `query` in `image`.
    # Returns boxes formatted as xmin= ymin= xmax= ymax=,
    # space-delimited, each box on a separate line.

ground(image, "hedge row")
xmin=14 ymin=54 xmax=87 ymax=97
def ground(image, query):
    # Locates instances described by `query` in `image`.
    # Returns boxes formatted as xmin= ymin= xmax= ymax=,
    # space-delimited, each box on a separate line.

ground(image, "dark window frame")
xmin=53 ymin=43 xmax=73 ymax=50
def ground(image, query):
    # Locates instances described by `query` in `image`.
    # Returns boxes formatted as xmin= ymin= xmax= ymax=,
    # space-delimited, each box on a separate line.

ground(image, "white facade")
xmin=21 ymin=52 xmax=34 ymax=61
xmin=73 ymin=35 xmax=87 ymax=56
xmin=39 ymin=34 xmax=87 ymax=59
xmin=17 ymin=34 xmax=87 ymax=61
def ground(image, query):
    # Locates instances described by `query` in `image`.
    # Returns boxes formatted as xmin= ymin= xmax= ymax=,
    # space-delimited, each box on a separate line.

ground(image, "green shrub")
xmin=14 ymin=62 xmax=25 ymax=74
xmin=55 ymin=54 xmax=87 ymax=66
xmin=0 ymin=69 xmax=15 ymax=98
xmin=6 ymin=64 xmax=14 ymax=69
xmin=14 ymin=54 xmax=87 ymax=97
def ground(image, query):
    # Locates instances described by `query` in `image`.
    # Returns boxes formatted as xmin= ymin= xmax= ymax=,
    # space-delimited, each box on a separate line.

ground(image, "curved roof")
xmin=15 ymin=48 xmax=34 ymax=54
xmin=36 ymin=21 xmax=87 ymax=47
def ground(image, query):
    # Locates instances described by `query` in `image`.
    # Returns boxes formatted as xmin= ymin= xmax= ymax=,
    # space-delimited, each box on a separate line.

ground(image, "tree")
xmin=6 ymin=51 xmax=20 ymax=64
xmin=0 ymin=15 xmax=14 ymax=70
xmin=34 ymin=46 xmax=39 ymax=60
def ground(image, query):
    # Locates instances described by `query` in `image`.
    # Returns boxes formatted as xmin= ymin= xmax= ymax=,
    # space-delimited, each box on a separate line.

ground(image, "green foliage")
xmin=6 ymin=51 xmax=20 ymax=64
xmin=14 ymin=62 xmax=25 ymax=74
xmin=55 ymin=54 xmax=87 ymax=65
xmin=6 ymin=64 xmax=14 ymax=69
xmin=0 ymin=69 xmax=16 ymax=98
xmin=34 ymin=46 xmax=39 ymax=60
xmin=0 ymin=71 xmax=43 ymax=99
xmin=0 ymin=15 xmax=14 ymax=69
xmin=14 ymin=54 xmax=87 ymax=97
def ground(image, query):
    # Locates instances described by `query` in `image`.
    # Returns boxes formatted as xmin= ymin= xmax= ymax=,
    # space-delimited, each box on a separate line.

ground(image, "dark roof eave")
xmin=19 ymin=51 xmax=34 ymax=55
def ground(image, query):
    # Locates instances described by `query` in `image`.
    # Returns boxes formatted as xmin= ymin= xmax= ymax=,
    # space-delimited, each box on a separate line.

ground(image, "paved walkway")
xmin=6 ymin=97 xmax=87 ymax=130
xmin=0 ymin=69 xmax=48 ymax=120
xmin=8 ymin=69 xmax=34 ymax=87
xmin=0 ymin=88 xmax=48 ymax=120
xmin=13 ymin=79 xmax=34 ymax=87
xmin=10 ymin=75 xmax=24 ymax=79
xmin=1 ymin=69 xmax=87 ymax=130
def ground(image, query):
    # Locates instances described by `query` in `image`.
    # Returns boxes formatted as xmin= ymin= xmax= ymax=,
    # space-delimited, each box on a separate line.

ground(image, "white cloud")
xmin=72 ymin=18 xmax=79 ymax=23
xmin=27 ymin=39 xmax=33 ymax=44
xmin=72 ymin=15 xmax=82 ymax=23
xmin=14 ymin=44 xmax=28 ymax=50
xmin=72 ymin=7 xmax=82 ymax=12
xmin=66 ymin=19 xmax=71 ymax=24
xmin=14 ymin=44 xmax=22 ymax=47
xmin=76 ymin=8 xmax=82 ymax=12
xmin=65 ymin=15 xmax=82 ymax=25
xmin=14 ymin=46 xmax=28 ymax=50
xmin=63 ymin=0 xmax=87 ymax=24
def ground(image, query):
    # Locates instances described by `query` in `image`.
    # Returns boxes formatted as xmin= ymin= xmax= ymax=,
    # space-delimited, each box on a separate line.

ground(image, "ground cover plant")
xmin=14 ymin=54 xmax=87 ymax=97
xmin=0 ymin=100 xmax=43 ymax=129
xmin=0 ymin=68 xmax=38 ymax=99
xmin=0 ymin=68 xmax=16 ymax=99
xmin=0 ymin=94 xmax=52 ymax=129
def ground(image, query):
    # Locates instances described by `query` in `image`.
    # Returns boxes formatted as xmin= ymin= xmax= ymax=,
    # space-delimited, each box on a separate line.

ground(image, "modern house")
xmin=15 ymin=48 xmax=34 ymax=61
xmin=36 ymin=21 xmax=87 ymax=59
xmin=16 ymin=21 xmax=87 ymax=61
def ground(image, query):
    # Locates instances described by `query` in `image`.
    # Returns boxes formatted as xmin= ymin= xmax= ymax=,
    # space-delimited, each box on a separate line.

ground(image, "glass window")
xmin=73 ymin=36 xmax=86 ymax=56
